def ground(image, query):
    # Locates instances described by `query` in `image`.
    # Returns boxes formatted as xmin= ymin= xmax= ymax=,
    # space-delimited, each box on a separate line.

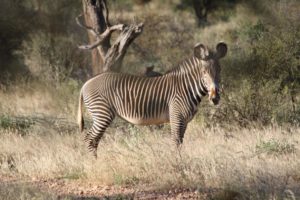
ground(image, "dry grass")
xmin=0 ymin=183 xmax=59 ymax=200
xmin=0 ymin=120 xmax=299 ymax=199
xmin=0 ymin=80 xmax=79 ymax=119
xmin=0 ymin=1 xmax=299 ymax=199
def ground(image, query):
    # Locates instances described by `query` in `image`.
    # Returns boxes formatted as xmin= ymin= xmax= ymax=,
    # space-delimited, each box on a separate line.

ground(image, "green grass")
xmin=0 ymin=115 xmax=34 ymax=134
xmin=256 ymin=139 xmax=296 ymax=155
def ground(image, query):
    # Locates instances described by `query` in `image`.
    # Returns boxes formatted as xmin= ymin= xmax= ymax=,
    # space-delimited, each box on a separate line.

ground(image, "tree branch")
xmin=104 ymin=23 xmax=144 ymax=71
xmin=79 ymin=0 xmax=144 ymax=74
xmin=76 ymin=14 xmax=98 ymax=37
xmin=78 ymin=24 xmax=125 ymax=50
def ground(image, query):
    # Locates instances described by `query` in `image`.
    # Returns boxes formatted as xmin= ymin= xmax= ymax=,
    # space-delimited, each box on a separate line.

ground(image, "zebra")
xmin=77 ymin=42 xmax=227 ymax=157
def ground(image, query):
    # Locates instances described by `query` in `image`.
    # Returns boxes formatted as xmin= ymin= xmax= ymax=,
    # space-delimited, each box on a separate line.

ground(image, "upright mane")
xmin=165 ymin=56 xmax=201 ymax=75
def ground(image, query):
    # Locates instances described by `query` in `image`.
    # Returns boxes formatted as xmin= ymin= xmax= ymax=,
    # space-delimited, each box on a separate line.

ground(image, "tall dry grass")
xmin=0 ymin=121 xmax=299 ymax=199
xmin=0 ymin=1 xmax=299 ymax=199
xmin=0 ymin=79 xmax=79 ymax=119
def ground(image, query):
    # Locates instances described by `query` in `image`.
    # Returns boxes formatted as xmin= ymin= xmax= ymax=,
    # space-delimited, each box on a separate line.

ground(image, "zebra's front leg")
xmin=169 ymin=113 xmax=187 ymax=147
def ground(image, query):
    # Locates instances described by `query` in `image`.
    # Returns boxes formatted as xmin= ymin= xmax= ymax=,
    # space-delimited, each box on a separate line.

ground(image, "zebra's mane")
xmin=165 ymin=56 xmax=201 ymax=75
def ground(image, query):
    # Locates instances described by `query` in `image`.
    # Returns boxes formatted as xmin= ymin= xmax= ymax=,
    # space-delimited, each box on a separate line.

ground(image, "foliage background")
xmin=0 ymin=1 xmax=299 ymax=199
xmin=0 ymin=0 xmax=299 ymax=126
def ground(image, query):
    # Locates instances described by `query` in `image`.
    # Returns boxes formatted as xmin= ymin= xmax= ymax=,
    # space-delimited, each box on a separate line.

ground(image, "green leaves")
xmin=256 ymin=139 xmax=296 ymax=156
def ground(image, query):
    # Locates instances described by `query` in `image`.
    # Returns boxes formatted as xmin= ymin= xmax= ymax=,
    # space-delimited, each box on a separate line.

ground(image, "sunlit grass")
xmin=1 ymin=121 xmax=299 ymax=199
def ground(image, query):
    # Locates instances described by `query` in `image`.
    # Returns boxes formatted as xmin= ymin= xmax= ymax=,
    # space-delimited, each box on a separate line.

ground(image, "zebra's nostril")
xmin=211 ymin=97 xmax=220 ymax=105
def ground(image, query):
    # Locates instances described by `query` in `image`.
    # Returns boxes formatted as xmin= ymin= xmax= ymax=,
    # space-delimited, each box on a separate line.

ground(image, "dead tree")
xmin=193 ymin=0 xmax=211 ymax=25
xmin=77 ymin=0 xmax=144 ymax=75
xmin=133 ymin=0 xmax=152 ymax=5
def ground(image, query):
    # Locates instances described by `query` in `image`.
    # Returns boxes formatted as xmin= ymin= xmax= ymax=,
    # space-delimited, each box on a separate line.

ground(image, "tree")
xmin=77 ymin=0 xmax=143 ymax=75
xmin=193 ymin=0 xmax=214 ymax=25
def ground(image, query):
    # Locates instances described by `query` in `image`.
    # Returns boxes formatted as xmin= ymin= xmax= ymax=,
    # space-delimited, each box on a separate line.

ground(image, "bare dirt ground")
xmin=1 ymin=175 xmax=223 ymax=200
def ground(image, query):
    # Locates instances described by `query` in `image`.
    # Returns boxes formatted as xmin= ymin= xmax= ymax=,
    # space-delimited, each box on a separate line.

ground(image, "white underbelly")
xmin=121 ymin=114 xmax=169 ymax=125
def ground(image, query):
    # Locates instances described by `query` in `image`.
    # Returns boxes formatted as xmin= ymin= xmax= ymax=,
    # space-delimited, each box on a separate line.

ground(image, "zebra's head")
xmin=194 ymin=42 xmax=227 ymax=105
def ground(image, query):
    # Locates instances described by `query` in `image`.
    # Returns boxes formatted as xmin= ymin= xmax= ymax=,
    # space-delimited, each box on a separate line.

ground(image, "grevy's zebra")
xmin=78 ymin=42 xmax=227 ymax=157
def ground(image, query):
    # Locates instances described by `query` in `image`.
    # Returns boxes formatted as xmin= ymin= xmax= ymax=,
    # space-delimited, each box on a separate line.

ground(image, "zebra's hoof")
xmin=92 ymin=151 xmax=98 ymax=159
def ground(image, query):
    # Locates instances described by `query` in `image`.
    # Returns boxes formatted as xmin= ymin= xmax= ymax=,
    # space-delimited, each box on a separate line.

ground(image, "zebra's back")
xmin=82 ymin=72 xmax=175 ymax=125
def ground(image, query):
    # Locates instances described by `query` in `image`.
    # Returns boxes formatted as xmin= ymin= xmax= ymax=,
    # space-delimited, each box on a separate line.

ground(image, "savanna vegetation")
xmin=0 ymin=0 xmax=299 ymax=199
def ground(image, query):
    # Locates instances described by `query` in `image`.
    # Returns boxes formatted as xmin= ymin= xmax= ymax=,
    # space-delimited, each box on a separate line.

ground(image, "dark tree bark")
xmin=81 ymin=0 xmax=109 ymax=75
xmin=193 ymin=0 xmax=211 ymax=26
xmin=133 ymin=0 xmax=152 ymax=5
xmin=77 ymin=0 xmax=144 ymax=75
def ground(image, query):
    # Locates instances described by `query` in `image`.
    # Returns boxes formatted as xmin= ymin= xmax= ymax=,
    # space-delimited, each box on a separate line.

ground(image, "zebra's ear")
xmin=194 ymin=43 xmax=209 ymax=60
xmin=216 ymin=42 xmax=227 ymax=59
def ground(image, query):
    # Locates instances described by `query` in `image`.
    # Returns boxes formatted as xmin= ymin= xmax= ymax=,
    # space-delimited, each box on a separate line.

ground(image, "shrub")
xmin=22 ymin=31 xmax=87 ymax=86
xmin=208 ymin=0 xmax=300 ymax=126
xmin=124 ymin=14 xmax=195 ymax=74
xmin=0 ymin=115 xmax=34 ymax=135
xmin=0 ymin=1 xmax=34 ymax=80
xmin=256 ymin=139 xmax=296 ymax=155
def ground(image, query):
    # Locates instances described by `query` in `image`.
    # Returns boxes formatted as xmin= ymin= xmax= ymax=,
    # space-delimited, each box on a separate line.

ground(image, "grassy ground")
xmin=0 ymin=117 xmax=299 ymax=199
xmin=0 ymin=1 xmax=299 ymax=199
xmin=0 ymin=183 xmax=58 ymax=200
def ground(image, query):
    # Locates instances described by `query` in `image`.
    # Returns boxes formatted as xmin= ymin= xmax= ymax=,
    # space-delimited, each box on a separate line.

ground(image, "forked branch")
xmin=78 ymin=24 xmax=125 ymax=50
xmin=78 ymin=0 xmax=144 ymax=74
xmin=104 ymin=23 xmax=144 ymax=71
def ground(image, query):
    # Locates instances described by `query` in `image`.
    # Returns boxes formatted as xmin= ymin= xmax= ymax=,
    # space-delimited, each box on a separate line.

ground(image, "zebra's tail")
xmin=77 ymin=89 xmax=84 ymax=132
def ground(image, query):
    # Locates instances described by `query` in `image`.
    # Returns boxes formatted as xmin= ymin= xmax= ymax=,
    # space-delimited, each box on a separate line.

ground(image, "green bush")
xmin=0 ymin=0 xmax=299 ymax=127
xmin=256 ymin=139 xmax=296 ymax=155
xmin=22 ymin=32 xmax=86 ymax=85
xmin=209 ymin=0 xmax=300 ymax=126
xmin=123 ymin=14 xmax=195 ymax=74
xmin=0 ymin=1 xmax=34 ymax=80
xmin=0 ymin=115 xmax=34 ymax=134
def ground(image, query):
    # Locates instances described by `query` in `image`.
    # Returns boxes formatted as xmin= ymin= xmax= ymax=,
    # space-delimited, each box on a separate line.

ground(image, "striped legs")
xmin=171 ymin=118 xmax=187 ymax=146
xmin=85 ymin=99 xmax=115 ymax=157
xmin=170 ymin=102 xmax=188 ymax=147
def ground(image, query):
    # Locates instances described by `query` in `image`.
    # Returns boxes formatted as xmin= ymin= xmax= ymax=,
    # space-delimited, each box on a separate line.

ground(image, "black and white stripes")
xmin=77 ymin=42 xmax=227 ymax=156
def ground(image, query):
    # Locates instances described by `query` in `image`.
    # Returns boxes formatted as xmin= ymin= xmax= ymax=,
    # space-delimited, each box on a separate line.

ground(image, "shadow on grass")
xmin=0 ymin=182 xmax=57 ymax=200
xmin=0 ymin=182 xmax=133 ymax=200
xmin=64 ymin=195 xmax=134 ymax=200
xmin=1 ymin=181 xmax=299 ymax=200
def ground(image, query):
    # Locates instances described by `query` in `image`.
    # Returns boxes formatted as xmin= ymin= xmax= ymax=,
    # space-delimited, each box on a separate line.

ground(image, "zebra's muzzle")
xmin=209 ymin=89 xmax=220 ymax=105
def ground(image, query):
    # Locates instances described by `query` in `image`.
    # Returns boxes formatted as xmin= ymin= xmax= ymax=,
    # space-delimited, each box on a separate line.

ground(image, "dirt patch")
xmin=0 ymin=176 xmax=212 ymax=199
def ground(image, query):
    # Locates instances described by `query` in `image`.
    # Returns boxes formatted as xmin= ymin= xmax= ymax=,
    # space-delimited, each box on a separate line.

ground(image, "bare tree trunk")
xmin=81 ymin=0 xmax=109 ymax=75
xmin=193 ymin=0 xmax=211 ymax=26
xmin=78 ymin=0 xmax=144 ymax=75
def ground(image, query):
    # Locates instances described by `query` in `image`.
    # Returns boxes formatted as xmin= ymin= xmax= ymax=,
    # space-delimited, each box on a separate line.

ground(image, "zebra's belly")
xmin=121 ymin=114 xmax=169 ymax=125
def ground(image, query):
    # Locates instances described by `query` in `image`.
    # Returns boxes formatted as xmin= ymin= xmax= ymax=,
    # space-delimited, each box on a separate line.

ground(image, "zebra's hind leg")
xmin=85 ymin=103 xmax=115 ymax=158
xmin=84 ymin=129 xmax=99 ymax=158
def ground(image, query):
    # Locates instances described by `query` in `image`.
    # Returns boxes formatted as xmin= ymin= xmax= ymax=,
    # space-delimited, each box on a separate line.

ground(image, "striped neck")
xmin=165 ymin=56 xmax=208 ymax=106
